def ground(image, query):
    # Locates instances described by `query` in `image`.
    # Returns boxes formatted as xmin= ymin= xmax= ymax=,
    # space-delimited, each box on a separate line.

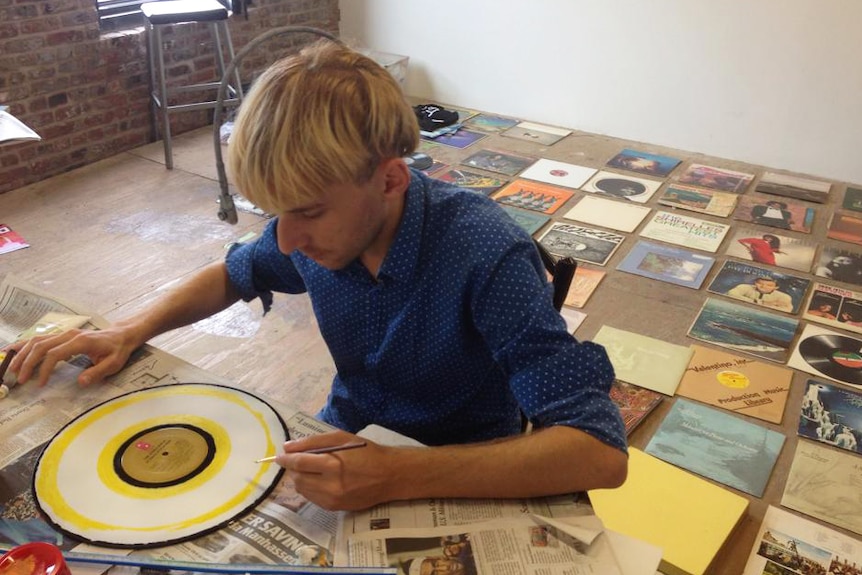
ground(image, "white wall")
xmin=340 ymin=1 xmax=862 ymax=184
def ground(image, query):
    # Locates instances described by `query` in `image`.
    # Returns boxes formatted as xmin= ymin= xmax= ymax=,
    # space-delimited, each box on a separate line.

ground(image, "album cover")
xmin=733 ymin=194 xmax=816 ymax=234
xmin=560 ymin=307 xmax=587 ymax=334
xmin=605 ymin=148 xmax=682 ymax=178
xmin=645 ymin=398 xmax=785 ymax=497
xmin=460 ymin=148 xmax=537 ymax=177
xmin=500 ymin=206 xmax=550 ymax=235
xmin=656 ymin=183 xmax=739 ymax=218
xmin=580 ymin=170 xmax=662 ymax=203
xmin=676 ymin=163 xmax=754 ymax=193
xmin=421 ymin=161 xmax=448 ymax=177
xmin=518 ymin=158 xmax=597 ymax=190
xmin=676 ymin=344 xmax=792 ymax=424
xmin=462 ymin=114 xmax=520 ymax=133
xmin=639 ymin=211 xmax=730 ymax=253
xmin=724 ymin=228 xmax=817 ymax=273
xmin=803 ymin=282 xmax=862 ymax=336
xmin=500 ymin=121 xmax=571 ymax=146
xmin=593 ymin=325 xmax=693 ymax=395
xmin=0 ymin=224 xmax=29 ymax=255
xmin=827 ymin=212 xmax=862 ymax=245
xmin=755 ymin=171 xmax=832 ymax=204
xmin=797 ymin=380 xmax=861 ymax=455
xmin=609 ymin=380 xmax=663 ymax=436
xmin=537 ymin=222 xmax=625 ymax=266
xmin=782 ymin=440 xmax=862 ymax=535
xmin=813 ymin=245 xmax=862 ymax=287
xmin=617 ymin=240 xmax=715 ymax=289
xmin=842 ymin=186 xmax=862 ymax=212
xmin=562 ymin=196 xmax=651 ymax=233
xmin=743 ymin=505 xmax=862 ymax=575
xmin=788 ymin=323 xmax=862 ymax=388
xmin=450 ymin=106 xmax=479 ymax=123
xmin=562 ymin=266 xmax=606 ymax=308
xmin=491 ymin=179 xmax=574 ymax=215
xmin=424 ymin=128 xmax=487 ymax=149
xmin=435 ymin=168 xmax=507 ymax=196
xmin=707 ymin=260 xmax=811 ymax=314
xmin=687 ymin=297 xmax=800 ymax=363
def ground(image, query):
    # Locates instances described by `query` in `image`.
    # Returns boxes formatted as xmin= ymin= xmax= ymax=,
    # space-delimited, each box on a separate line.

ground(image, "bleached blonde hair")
xmin=228 ymin=40 xmax=419 ymax=214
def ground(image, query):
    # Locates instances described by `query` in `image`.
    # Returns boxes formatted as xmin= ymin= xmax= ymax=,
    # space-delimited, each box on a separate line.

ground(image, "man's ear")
xmin=379 ymin=157 xmax=411 ymax=199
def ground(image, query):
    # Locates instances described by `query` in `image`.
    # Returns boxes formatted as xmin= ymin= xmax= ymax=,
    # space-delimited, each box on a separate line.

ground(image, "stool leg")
xmin=150 ymin=24 xmax=173 ymax=169
xmin=216 ymin=21 xmax=244 ymax=102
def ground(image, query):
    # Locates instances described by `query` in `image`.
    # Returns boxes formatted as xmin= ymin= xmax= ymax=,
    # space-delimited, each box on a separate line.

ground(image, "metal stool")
xmin=142 ymin=0 xmax=243 ymax=169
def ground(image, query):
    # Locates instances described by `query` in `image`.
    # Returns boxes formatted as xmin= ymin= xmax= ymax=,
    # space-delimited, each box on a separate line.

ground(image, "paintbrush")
xmin=255 ymin=440 xmax=367 ymax=463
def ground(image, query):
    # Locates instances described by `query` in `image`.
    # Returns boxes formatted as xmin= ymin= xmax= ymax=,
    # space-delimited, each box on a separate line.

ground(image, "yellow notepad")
xmin=588 ymin=448 xmax=749 ymax=575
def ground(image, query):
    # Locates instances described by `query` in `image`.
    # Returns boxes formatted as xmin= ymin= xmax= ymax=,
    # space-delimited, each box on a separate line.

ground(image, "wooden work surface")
xmin=1 ymin=116 xmax=860 ymax=574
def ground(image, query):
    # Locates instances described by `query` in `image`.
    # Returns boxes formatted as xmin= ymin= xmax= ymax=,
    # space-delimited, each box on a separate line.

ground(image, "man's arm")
xmin=10 ymin=262 xmax=241 ymax=386
xmin=278 ymin=425 xmax=627 ymax=511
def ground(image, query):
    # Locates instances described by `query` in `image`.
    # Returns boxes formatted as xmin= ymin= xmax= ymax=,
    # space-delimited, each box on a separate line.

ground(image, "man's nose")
xmin=276 ymin=218 xmax=306 ymax=255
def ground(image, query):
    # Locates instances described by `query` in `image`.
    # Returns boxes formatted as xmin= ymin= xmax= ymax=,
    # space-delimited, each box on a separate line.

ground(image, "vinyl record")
xmin=33 ymin=383 xmax=287 ymax=548
xmin=798 ymin=334 xmax=862 ymax=386
xmin=594 ymin=178 xmax=647 ymax=198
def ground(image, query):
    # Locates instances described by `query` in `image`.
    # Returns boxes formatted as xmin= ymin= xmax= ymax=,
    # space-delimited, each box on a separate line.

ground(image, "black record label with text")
xmin=798 ymin=333 xmax=862 ymax=387
xmin=33 ymin=383 xmax=288 ymax=548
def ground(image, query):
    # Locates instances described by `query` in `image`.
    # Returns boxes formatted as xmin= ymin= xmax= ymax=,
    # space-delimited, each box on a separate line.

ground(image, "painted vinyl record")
xmin=594 ymin=178 xmax=647 ymax=198
xmin=33 ymin=383 xmax=287 ymax=548
xmin=798 ymin=334 xmax=862 ymax=387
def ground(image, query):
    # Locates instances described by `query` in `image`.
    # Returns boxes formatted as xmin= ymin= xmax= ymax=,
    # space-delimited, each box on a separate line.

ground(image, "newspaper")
xmin=347 ymin=514 xmax=622 ymax=575
xmin=0 ymin=274 xmax=349 ymax=572
xmin=0 ymin=275 xmax=658 ymax=574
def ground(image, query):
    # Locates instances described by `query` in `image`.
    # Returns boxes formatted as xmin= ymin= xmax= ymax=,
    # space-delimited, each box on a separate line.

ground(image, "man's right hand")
xmin=8 ymin=325 xmax=141 ymax=387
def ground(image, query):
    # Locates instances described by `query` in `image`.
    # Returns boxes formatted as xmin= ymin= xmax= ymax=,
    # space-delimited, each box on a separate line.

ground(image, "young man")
xmin=8 ymin=41 xmax=626 ymax=511
xmin=726 ymin=276 xmax=794 ymax=312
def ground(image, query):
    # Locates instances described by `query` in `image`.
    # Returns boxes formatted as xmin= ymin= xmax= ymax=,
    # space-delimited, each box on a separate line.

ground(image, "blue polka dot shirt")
xmin=225 ymin=170 xmax=626 ymax=451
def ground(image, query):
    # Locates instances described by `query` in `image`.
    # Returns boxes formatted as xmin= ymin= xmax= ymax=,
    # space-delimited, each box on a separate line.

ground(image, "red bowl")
xmin=0 ymin=543 xmax=71 ymax=575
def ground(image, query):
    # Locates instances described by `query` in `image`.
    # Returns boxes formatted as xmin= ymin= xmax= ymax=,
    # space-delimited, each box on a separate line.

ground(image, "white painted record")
xmin=33 ymin=383 xmax=287 ymax=548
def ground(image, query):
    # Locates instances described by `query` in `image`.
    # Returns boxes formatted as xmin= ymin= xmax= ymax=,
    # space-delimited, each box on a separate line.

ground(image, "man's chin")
xmin=302 ymin=251 xmax=351 ymax=271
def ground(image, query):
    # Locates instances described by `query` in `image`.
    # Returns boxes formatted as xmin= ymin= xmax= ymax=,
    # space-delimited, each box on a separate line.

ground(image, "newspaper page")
xmin=347 ymin=514 xmax=622 ymax=575
xmin=135 ymin=500 xmax=335 ymax=567
xmin=0 ymin=275 xmax=348 ymax=572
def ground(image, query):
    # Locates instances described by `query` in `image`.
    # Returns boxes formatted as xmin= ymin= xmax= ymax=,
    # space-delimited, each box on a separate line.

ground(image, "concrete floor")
xmin=2 ymin=113 xmax=860 ymax=574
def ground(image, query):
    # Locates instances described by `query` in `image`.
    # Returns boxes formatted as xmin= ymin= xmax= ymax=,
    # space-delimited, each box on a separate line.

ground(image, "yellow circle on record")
xmin=716 ymin=370 xmax=750 ymax=389
xmin=96 ymin=415 xmax=230 ymax=499
xmin=34 ymin=384 xmax=284 ymax=545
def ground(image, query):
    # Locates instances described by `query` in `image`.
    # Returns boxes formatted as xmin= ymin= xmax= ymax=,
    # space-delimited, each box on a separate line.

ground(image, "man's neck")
xmin=360 ymin=193 xmax=407 ymax=279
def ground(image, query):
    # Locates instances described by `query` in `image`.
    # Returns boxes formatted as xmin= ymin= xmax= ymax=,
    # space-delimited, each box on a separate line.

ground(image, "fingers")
xmin=11 ymin=330 xmax=81 ymax=386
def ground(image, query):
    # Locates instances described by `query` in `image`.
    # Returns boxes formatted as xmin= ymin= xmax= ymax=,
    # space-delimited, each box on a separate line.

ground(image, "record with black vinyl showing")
xmin=798 ymin=333 xmax=862 ymax=386
xmin=594 ymin=178 xmax=647 ymax=197
xmin=32 ymin=383 xmax=288 ymax=548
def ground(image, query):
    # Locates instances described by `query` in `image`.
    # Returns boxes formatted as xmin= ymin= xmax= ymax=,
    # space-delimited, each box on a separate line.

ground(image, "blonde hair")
xmin=228 ymin=40 xmax=419 ymax=214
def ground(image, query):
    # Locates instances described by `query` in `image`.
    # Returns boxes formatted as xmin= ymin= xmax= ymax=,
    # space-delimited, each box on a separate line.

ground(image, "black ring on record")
xmin=113 ymin=423 xmax=217 ymax=488
xmin=799 ymin=334 xmax=862 ymax=386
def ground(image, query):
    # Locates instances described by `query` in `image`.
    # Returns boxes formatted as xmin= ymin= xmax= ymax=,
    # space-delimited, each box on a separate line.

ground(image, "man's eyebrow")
xmin=286 ymin=203 xmax=324 ymax=214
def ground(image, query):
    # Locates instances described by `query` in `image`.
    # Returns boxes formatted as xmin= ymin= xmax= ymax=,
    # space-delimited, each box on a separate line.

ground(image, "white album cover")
xmin=519 ymin=158 xmax=597 ymax=190
xmin=563 ymin=196 xmax=652 ymax=233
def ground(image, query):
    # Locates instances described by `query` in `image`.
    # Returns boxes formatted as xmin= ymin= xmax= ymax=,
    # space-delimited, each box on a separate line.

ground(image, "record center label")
xmin=832 ymin=351 xmax=862 ymax=369
xmin=115 ymin=424 xmax=215 ymax=488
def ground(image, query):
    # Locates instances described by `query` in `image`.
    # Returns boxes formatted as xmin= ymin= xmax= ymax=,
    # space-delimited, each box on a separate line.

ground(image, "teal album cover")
xmin=645 ymin=398 xmax=785 ymax=497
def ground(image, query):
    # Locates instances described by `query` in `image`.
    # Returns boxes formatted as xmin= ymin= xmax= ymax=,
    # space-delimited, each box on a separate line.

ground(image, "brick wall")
xmin=0 ymin=0 xmax=340 ymax=194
